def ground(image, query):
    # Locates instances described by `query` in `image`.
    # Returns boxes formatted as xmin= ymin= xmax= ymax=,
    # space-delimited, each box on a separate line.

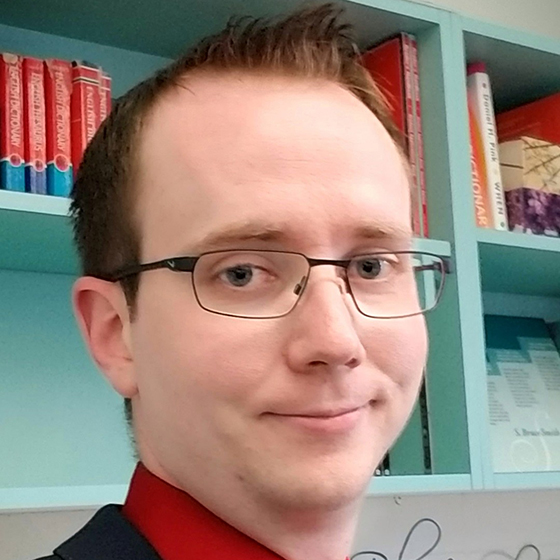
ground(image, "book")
xmin=409 ymin=35 xmax=429 ymax=238
xmin=22 ymin=57 xmax=47 ymax=194
xmin=499 ymin=136 xmax=560 ymax=236
xmin=418 ymin=379 xmax=432 ymax=475
xmin=496 ymin=91 xmax=560 ymax=145
xmin=99 ymin=71 xmax=112 ymax=123
xmin=374 ymin=452 xmax=390 ymax=476
xmin=44 ymin=59 xmax=73 ymax=197
xmin=0 ymin=53 xmax=25 ymax=192
xmin=401 ymin=34 xmax=420 ymax=237
xmin=361 ymin=33 xmax=428 ymax=237
xmin=466 ymin=62 xmax=508 ymax=231
xmin=485 ymin=314 xmax=560 ymax=473
xmin=71 ymin=60 xmax=101 ymax=176
xmin=468 ymin=99 xmax=493 ymax=228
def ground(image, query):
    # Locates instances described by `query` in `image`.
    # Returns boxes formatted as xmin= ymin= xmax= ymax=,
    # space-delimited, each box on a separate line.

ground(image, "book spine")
xmin=23 ymin=57 xmax=47 ymax=195
xmin=45 ymin=59 xmax=73 ymax=196
xmin=71 ymin=61 xmax=101 ymax=177
xmin=374 ymin=452 xmax=390 ymax=476
xmin=468 ymin=101 xmax=493 ymax=228
xmin=99 ymin=71 xmax=112 ymax=123
xmin=467 ymin=69 xmax=508 ymax=230
xmin=419 ymin=379 xmax=432 ymax=474
xmin=402 ymin=34 xmax=421 ymax=237
xmin=0 ymin=53 xmax=25 ymax=192
xmin=409 ymin=34 xmax=429 ymax=237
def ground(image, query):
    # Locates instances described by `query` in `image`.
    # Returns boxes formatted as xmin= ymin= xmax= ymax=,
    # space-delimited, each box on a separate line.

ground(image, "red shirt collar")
xmin=122 ymin=462 xmax=289 ymax=560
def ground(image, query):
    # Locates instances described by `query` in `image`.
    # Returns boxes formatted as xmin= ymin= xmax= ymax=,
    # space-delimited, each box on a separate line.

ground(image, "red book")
xmin=361 ymin=34 xmax=425 ymax=237
xmin=409 ymin=35 xmax=429 ymax=237
xmin=71 ymin=61 xmax=101 ymax=176
xmin=99 ymin=71 xmax=112 ymax=123
xmin=44 ymin=59 xmax=72 ymax=196
xmin=401 ymin=34 xmax=420 ymax=237
xmin=23 ymin=57 xmax=47 ymax=194
xmin=496 ymin=91 xmax=560 ymax=145
xmin=0 ymin=53 xmax=25 ymax=192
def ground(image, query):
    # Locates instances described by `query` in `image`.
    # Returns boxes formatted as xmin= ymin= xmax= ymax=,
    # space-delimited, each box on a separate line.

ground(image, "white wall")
xmin=353 ymin=489 xmax=560 ymax=560
xmin=2 ymin=488 xmax=559 ymax=560
xmin=410 ymin=0 xmax=560 ymax=40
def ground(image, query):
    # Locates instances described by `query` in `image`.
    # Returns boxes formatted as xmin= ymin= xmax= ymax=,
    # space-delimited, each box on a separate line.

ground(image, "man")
xmin=38 ymin=3 xmax=447 ymax=560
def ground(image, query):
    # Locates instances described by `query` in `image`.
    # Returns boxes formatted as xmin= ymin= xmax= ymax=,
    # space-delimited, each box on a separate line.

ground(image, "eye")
xmin=352 ymin=254 xmax=397 ymax=280
xmin=357 ymin=257 xmax=382 ymax=279
xmin=221 ymin=265 xmax=255 ymax=287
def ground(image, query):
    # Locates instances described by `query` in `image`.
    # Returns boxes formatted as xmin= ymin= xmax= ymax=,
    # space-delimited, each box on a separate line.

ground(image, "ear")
xmin=72 ymin=276 xmax=138 ymax=399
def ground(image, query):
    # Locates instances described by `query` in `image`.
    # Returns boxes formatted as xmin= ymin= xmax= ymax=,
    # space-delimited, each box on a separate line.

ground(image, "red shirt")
xmin=123 ymin=462 xmax=349 ymax=560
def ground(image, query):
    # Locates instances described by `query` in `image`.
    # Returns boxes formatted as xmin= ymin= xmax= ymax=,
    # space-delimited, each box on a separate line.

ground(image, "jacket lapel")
xmin=54 ymin=505 xmax=163 ymax=560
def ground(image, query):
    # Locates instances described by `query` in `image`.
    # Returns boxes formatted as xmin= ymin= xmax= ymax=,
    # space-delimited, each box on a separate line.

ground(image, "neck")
xmin=222 ymin=494 xmax=360 ymax=560
xmin=143 ymin=455 xmax=362 ymax=560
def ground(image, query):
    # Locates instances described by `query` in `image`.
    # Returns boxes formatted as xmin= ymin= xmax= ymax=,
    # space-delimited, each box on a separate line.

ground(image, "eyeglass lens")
xmin=192 ymin=250 xmax=443 ymax=318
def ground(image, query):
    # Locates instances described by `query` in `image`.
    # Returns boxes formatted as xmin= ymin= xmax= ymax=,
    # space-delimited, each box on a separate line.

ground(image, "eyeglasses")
xmin=103 ymin=249 xmax=450 ymax=319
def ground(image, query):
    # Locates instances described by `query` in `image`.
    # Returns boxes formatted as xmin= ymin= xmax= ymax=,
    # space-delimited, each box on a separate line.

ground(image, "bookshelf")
xmin=458 ymin=17 xmax=560 ymax=491
xmin=1 ymin=0 xmax=559 ymax=511
xmin=477 ymin=229 xmax=560 ymax=297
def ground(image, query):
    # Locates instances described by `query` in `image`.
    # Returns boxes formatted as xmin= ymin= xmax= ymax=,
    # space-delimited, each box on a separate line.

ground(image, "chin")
xmin=253 ymin=461 xmax=372 ymax=512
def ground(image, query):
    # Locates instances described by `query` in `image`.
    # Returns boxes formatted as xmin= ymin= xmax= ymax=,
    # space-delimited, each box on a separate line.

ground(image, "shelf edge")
xmin=0 ymin=484 xmax=129 ymax=513
xmin=366 ymin=473 xmax=472 ymax=496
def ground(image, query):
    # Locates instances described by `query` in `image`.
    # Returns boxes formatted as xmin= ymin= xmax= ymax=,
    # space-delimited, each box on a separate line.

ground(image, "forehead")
xmin=136 ymin=72 xmax=410 ymax=257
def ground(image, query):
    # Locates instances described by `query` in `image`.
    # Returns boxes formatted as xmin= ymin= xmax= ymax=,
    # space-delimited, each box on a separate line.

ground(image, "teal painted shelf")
xmin=477 ymin=229 xmax=560 ymax=297
xmin=0 ymin=270 xmax=136 ymax=511
xmin=0 ymin=0 xmax=441 ymax=59
xmin=0 ymin=191 xmax=77 ymax=275
xmin=493 ymin=471 xmax=560 ymax=491
xmin=0 ymin=485 xmax=129 ymax=513
xmin=462 ymin=17 xmax=560 ymax=113
xmin=367 ymin=473 xmax=472 ymax=496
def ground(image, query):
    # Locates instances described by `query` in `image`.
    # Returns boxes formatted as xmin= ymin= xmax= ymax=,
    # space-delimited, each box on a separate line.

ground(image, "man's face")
xmin=130 ymin=73 xmax=428 ymax=511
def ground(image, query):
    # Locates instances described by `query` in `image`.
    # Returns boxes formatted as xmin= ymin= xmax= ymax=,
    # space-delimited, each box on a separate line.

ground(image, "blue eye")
xmin=223 ymin=265 xmax=254 ymax=287
xmin=355 ymin=257 xmax=384 ymax=279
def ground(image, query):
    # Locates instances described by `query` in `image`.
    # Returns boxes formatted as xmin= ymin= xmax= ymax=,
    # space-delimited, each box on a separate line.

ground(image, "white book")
xmin=467 ymin=63 xmax=509 ymax=231
xmin=485 ymin=315 xmax=560 ymax=473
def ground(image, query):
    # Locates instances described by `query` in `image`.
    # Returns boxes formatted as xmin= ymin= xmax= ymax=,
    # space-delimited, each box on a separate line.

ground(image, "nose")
xmin=283 ymin=268 xmax=367 ymax=373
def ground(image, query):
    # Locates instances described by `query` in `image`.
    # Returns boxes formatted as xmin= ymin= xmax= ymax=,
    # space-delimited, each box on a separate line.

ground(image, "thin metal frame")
xmin=100 ymin=249 xmax=452 ymax=319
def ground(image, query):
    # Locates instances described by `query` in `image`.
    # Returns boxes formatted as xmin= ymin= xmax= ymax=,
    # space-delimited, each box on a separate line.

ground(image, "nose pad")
xmin=293 ymin=276 xmax=308 ymax=296
xmin=293 ymin=273 xmax=349 ymax=297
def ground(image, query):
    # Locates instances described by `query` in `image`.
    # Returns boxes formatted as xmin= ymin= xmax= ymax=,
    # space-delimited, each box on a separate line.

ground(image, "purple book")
xmin=505 ymin=188 xmax=560 ymax=236
xmin=499 ymin=137 xmax=560 ymax=237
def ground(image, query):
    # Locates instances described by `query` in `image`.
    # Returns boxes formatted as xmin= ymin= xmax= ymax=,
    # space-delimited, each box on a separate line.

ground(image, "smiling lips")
xmin=285 ymin=406 xmax=363 ymax=418
xmin=269 ymin=405 xmax=368 ymax=434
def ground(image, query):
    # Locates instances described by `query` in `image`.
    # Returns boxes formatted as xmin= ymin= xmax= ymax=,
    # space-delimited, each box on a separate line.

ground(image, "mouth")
xmin=288 ymin=407 xmax=362 ymax=419
xmin=268 ymin=405 xmax=368 ymax=435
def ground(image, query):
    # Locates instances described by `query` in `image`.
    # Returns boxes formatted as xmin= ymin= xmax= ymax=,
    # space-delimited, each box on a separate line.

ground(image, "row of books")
xmin=0 ymin=33 xmax=433 ymax=237
xmin=361 ymin=32 xmax=429 ymax=238
xmin=485 ymin=314 xmax=560 ymax=473
xmin=0 ymin=53 xmax=111 ymax=197
xmin=468 ymin=63 xmax=560 ymax=237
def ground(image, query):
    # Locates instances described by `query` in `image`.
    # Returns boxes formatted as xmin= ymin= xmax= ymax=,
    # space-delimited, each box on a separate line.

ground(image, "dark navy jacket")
xmin=34 ymin=504 xmax=163 ymax=560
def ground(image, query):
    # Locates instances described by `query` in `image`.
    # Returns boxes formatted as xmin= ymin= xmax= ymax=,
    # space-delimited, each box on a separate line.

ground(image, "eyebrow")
xmin=188 ymin=220 xmax=412 ymax=253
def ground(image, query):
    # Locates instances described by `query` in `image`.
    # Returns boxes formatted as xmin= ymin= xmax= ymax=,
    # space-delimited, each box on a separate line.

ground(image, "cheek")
xmin=132 ymin=280 xmax=282 ymax=410
xmin=366 ymin=315 xmax=428 ymax=391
